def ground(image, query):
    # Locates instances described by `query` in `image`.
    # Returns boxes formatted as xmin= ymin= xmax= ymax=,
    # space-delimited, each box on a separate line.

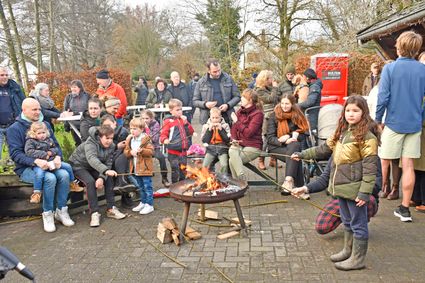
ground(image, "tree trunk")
xmin=5 ymin=0 xmax=29 ymax=90
xmin=48 ymin=0 xmax=55 ymax=71
xmin=0 ymin=0 xmax=22 ymax=85
xmin=34 ymin=0 xmax=43 ymax=72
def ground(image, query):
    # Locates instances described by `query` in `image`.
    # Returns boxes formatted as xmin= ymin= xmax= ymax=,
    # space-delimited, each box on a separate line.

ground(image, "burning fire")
xmin=181 ymin=165 xmax=224 ymax=191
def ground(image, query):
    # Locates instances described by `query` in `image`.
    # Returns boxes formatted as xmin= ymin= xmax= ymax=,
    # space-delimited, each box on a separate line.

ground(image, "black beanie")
xmin=96 ymin=69 xmax=110 ymax=79
xmin=303 ymin=68 xmax=317 ymax=80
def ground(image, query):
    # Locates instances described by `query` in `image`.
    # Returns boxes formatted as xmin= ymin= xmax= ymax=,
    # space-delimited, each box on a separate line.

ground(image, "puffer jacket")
xmin=24 ymin=137 xmax=60 ymax=161
xmin=124 ymin=134 xmax=154 ymax=176
xmin=69 ymin=127 xmax=116 ymax=179
xmin=193 ymin=72 xmax=240 ymax=124
xmin=160 ymin=116 xmax=194 ymax=156
xmin=80 ymin=110 xmax=100 ymax=142
xmin=298 ymin=78 xmax=322 ymax=130
xmin=298 ymin=128 xmax=378 ymax=201
xmin=201 ymin=117 xmax=231 ymax=155
xmin=0 ymin=79 xmax=25 ymax=126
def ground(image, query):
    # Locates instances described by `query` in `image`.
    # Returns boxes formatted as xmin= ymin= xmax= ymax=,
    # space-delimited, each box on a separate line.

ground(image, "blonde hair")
xmin=129 ymin=117 xmax=145 ymax=129
xmin=396 ymin=31 xmax=423 ymax=58
xmin=27 ymin=122 xmax=49 ymax=139
xmin=168 ymin=98 xmax=182 ymax=110
xmin=255 ymin=70 xmax=273 ymax=89
xmin=210 ymin=107 xmax=222 ymax=116
xmin=419 ymin=51 xmax=425 ymax=62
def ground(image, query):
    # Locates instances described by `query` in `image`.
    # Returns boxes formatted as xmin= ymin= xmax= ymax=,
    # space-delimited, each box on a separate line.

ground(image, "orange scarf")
xmin=274 ymin=105 xmax=309 ymax=137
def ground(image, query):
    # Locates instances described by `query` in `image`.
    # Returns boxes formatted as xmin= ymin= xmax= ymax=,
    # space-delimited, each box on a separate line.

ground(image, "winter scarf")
xmin=274 ymin=104 xmax=309 ymax=137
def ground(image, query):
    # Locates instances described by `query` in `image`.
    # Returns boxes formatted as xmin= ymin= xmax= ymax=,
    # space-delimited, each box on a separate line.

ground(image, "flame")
xmin=182 ymin=164 xmax=223 ymax=191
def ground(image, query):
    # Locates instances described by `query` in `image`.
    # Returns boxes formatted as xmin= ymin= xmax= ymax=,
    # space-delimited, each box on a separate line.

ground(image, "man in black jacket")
xmin=0 ymin=67 xmax=26 ymax=159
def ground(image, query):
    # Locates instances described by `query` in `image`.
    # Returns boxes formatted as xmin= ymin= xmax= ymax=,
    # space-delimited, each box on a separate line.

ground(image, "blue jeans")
xmin=0 ymin=127 xmax=6 ymax=160
xmin=33 ymin=162 xmax=74 ymax=191
xmin=338 ymin=197 xmax=369 ymax=240
xmin=20 ymin=167 xmax=70 ymax=212
xmin=129 ymin=175 xmax=153 ymax=206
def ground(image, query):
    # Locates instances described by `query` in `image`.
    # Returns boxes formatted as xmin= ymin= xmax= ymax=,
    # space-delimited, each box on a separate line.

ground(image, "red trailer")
xmin=310 ymin=53 xmax=349 ymax=105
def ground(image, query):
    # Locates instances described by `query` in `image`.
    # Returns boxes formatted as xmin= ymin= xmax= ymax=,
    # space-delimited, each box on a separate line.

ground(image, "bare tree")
xmin=6 ymin=0 xmax=29 ymax=89
xmin=34 ymin=0 xmax=43 ymax=72
xmin=0 ymin=0 xmax=22 ymax=84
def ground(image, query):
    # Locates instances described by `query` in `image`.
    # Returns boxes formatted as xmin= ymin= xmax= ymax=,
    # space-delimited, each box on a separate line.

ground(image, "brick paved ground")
xmin=1 ymin=112 xmax=425 ymax=282
xmin=2 ymin=186 xmax=425 ymax=282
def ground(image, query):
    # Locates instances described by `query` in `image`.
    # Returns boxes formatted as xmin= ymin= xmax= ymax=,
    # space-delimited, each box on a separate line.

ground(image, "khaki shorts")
xmin=379 ymin=127 xmax=421 ymax=159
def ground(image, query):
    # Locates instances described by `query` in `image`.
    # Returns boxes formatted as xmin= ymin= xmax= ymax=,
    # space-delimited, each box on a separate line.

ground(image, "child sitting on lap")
xmin=25 ymin=121 xmax=81 ymax=203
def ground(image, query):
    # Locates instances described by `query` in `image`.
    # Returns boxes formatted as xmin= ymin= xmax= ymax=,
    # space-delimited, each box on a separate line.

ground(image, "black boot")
xmin=330 ymin=230 xmax=353 ymax=262
xmin=334 ymin=238 xmax=368 ymax=271
xmin=120 ymin=193 xmax=135 ymax=208
xmin=113 ymin=176 xmax=136 ymax=194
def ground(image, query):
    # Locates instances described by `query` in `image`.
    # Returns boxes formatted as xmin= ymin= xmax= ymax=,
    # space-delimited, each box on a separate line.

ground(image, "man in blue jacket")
xmin=376 ymin=31 xmax=425 ymax=223
xmin=298 ymin=68 xmax=323 ymax=131
xmin=0 ymin=67 xmax=26 ymax=159
xmin=7 ymin=98 xmax=74 ymax=232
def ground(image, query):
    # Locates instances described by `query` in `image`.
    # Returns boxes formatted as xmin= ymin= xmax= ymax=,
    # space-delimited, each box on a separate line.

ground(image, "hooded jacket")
xmin=7 ymin=116 xmax=61 ymax=176
xmin=69 ymin=127 xmax=116 ymax=179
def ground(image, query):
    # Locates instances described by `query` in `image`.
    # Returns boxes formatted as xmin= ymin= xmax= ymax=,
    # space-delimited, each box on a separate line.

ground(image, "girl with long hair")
xmin=292 ymin=95 xmax=379 ymax=271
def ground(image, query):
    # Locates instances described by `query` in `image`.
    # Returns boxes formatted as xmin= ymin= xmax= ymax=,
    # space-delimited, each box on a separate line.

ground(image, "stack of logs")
xmin=157 ymin=217 xmax=201 ymax=245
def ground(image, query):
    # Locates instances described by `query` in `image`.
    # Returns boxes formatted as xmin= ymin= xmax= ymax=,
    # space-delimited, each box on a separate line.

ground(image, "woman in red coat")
xmin=229 ymin=89 xmax=264 ymax=179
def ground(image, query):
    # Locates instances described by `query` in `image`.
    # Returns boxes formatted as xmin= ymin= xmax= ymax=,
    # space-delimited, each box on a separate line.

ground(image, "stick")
xmin=135 ymin=228 xmax=187 ymax=268
xmin=209 ymin=262 xmax=234 ymax=283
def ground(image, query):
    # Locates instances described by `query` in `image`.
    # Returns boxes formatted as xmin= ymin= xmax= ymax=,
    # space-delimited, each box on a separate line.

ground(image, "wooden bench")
xmin=0 ymin=174 xmax=109 ymax=217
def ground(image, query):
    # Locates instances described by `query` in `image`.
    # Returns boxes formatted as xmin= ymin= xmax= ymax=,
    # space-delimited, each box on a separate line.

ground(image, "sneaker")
xmin=70 ymin=181 xmax=84 ymax=192
xmin=162 ymin=178 xmax=171 ymax=188
xmin=55 ymin=207 xmax=75 ymax=227
xmin=90 ymin=212 xmax=101 ymax=227
xmin=132 ymin=202 xmax=145 ymax=212
xmin=394 ymin=205 xmax=412 ymax=222
xmin=281 ymin=178 xmax=294 ymax=196
xmin=42 ymin=211 xmax=56 ymax=232
xmin=106 ymin=206 xmax=126 ymax=220
xmin=30 ymin=192 xmax=42 ymax=204
xmin=140 ymin=204 xmax=154 ymax=215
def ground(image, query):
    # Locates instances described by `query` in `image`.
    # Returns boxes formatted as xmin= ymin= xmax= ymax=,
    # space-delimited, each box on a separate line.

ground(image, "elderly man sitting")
xmin=7 ymin=98 xmax=74 ymax=232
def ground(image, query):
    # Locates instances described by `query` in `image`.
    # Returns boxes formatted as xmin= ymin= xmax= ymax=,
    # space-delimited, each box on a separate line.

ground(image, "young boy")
xmin=201 ymin=107 xmax=231 ymax=173
xmin=124 ymin=118 xmax=155 ymax=214
xmin=160 ymin=99 xmax=194 ymax=183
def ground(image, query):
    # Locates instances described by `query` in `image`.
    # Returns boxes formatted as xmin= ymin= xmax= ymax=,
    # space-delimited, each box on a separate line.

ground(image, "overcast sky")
xmin=121 ymin=0 xmax=176 ymax=10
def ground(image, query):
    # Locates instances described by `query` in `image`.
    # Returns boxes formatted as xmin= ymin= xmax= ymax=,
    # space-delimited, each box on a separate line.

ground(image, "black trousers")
xmin=155 ymin=148 xmax=168 ymax=179
xmin=268 ymin=141 xmax=303 ymax=187
xmin=168 ymin=154 xmax=187 ymax=183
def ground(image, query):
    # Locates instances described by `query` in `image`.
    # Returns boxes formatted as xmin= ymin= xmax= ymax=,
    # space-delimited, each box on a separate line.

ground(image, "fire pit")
xmin=169 ymin=167 xmax=249 ymax=241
